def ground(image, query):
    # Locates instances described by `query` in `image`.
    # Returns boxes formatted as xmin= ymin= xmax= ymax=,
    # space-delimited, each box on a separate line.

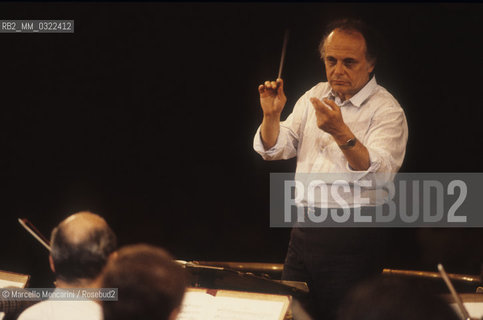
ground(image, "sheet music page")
xmin=0 ymin=312 xmax=4 ymax=320
xmin=177 ymin=291 xmax=216 ymax=320
xmin=451 ymin=302 xmax=483 ymax=319
xmin=212 ymin=296 xmax=285 ymax=320
xmin=0 ymin=279 xmax=25 ymax=288
xmin=177 ymin=291 xmax=286 ymax=320
xmin=0 ymin=270 xmax=28 ymax=288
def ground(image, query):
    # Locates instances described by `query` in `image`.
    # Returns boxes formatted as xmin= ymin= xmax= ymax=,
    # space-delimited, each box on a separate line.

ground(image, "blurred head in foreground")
xmin=50 ymin=211 xmax=117 ymax=287
xmin=337 ymin=277 xmax=460 ymax=320
xmin=102 ymin=244 xmax=187 ymax=320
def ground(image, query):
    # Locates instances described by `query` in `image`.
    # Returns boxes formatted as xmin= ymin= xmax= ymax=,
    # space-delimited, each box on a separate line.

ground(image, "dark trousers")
xmin=282 ymin=227 xmax=390 ymax=320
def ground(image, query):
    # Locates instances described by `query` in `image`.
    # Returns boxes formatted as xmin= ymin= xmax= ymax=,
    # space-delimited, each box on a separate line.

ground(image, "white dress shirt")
xmin=254 ymin=77 xmax=408 ymax=208
xmin=17 ymin=289 xmax=102 ymax=320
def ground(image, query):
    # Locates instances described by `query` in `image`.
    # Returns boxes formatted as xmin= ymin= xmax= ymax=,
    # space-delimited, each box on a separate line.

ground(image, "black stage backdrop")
xmin=0 ymin=3 xmax=481 ymax=287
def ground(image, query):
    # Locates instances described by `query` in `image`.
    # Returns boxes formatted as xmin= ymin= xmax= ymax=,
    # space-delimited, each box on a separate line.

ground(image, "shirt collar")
xmin=324 ymin=76 xmax=378 ymax=108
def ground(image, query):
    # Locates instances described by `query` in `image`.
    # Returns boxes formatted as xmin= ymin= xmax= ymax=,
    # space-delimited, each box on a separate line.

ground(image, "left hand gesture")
xmin=310 ymin=98 xmax=348 ymax=137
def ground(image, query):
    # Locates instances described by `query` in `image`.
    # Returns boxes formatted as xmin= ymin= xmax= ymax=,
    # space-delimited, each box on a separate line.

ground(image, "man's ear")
xmin=49 ymin=255 xmax=55 ymax=273
xmin=367 ymin=59 xmax=376 ymax=74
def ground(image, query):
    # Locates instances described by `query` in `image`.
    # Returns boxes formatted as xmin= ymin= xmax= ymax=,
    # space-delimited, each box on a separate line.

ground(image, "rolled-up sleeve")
xmin=253 ymin=94 xmax=308 ymax=161
xmin=253 ymin=121 xmax=298 ymax=160
xmin=344 ymin=102 xmax=408 ymax=187
xmin=345 ymin=107 xmax=407 ymax=194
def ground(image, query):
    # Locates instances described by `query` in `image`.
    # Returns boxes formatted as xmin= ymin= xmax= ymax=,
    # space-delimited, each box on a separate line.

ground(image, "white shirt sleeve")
xmin=345 ymin=99 xmax=408 ymax=186
xmin=253 ymin=94 xmax=309 ymax=161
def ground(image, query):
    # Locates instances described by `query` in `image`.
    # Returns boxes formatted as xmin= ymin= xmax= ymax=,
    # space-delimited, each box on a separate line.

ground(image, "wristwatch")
xmin=339 ymin=137 xmax=357 ymax=150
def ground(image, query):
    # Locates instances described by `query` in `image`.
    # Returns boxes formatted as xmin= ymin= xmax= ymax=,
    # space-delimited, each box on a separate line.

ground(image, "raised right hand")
xmin=258 ymin=78 xmax=286 ymax=117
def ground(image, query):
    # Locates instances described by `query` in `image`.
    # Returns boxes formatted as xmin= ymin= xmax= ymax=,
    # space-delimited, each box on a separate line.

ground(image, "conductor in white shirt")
xmin=18 ymin=212 xmax=117 ymax=320
xmin=253 ymin=19 xmax=408 ymax=319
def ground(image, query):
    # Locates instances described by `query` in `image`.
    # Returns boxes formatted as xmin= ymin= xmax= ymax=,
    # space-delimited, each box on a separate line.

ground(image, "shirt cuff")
xmin=345 ymin=147 xmax=382 ymax=177
xmin=253 ymin=126 xmax=282 ymax=157
xmin=345 ymin=148 xmax=398 ymax=189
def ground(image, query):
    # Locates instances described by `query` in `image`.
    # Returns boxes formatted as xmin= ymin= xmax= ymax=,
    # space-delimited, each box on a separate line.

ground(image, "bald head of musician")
xmin=49 ymin=211 xmax=117 ymax=288
xmin=18 ymin=213 xmax=116 ymax=320
xmin=101 ymin=244 xmax=187 ymax=320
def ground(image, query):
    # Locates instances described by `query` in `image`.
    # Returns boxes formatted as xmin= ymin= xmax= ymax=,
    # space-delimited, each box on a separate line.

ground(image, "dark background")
xmin=0 ymin=3 xmax=481 ymax=287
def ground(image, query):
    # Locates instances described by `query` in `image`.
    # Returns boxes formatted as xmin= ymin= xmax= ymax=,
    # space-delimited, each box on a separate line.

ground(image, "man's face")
xmin=323 ymin=29 xmax=375 ymax=101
